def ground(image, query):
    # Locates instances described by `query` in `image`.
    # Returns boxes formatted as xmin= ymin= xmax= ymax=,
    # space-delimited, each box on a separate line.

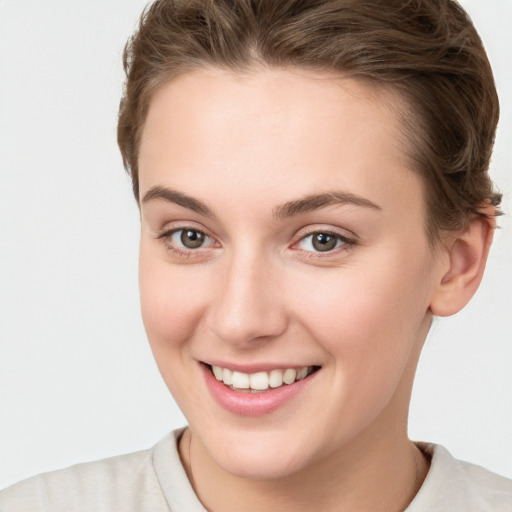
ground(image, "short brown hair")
xmin=117 ymin=0 xmax=501 ymax=241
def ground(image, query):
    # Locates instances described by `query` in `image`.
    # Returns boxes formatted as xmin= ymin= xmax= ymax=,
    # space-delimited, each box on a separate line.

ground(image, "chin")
xmin=213 ymin=448 xmax=306 ymax=480
xmin=198 ymin=426 xmax=318 ymax=480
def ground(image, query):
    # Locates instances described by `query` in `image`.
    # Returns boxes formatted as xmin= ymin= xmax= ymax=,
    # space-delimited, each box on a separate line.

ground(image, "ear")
xmin=429 ymin=210 xmax=496 ymax=317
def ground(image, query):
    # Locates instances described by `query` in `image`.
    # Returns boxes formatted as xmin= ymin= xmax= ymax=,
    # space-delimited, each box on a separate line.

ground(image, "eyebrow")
xmin=142 ymin=185 xmax=215 ymax=217
xmin=273 ymin=191 xmax=381 ymax=220
xmin=142 ymin=185 xmax=381 ymax=220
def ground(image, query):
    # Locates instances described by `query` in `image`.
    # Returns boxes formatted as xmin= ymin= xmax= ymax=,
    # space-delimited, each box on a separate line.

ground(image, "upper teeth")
xmin=211 ymin=365 xmax=313 ymax=391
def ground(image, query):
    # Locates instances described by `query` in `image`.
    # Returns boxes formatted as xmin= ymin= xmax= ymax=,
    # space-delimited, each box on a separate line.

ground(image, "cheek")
xmin=138 ymin=248 xmax=208 ymax=351
xmin=290 ymin=250 xmax=433 ymax=379
xmin=138 ymin=250 xmax=213 ymax=413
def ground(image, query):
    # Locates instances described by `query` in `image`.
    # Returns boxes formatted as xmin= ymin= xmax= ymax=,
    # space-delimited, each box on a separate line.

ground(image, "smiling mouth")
xmin=206 ymin=364 xmax=320 ymax=393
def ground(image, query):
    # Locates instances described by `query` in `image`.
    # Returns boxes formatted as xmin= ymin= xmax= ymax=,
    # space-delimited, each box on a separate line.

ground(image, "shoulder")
xmin=0 ymin=434 xmax=178 ymax=512
xmin=407 ymin=443 xmax=512 ymax=512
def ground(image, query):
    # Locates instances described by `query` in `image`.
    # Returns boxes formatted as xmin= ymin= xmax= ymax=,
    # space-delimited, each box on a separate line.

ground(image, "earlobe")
xmin=429 ymin=213 xmax=496 ymax=317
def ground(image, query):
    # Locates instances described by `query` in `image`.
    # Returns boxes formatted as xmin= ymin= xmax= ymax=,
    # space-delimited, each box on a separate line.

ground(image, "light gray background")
xmin=0 ymin=0 xmax=511 ymax=489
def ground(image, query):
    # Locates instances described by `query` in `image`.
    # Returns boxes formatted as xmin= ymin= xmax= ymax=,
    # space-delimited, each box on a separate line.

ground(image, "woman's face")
xmin=138 ymin=68 xmax=442 ymax=478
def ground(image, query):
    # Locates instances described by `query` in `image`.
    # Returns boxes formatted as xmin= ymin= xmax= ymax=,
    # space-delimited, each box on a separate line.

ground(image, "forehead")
xmin=138 ymin=67 xmax=422 ymax=221
xmin=140 ymin=67 xmax=405 ymax=160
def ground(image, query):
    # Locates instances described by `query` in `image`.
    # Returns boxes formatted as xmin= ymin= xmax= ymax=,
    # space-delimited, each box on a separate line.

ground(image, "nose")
xmin=206 ymin=250 xmax=288 ymax=348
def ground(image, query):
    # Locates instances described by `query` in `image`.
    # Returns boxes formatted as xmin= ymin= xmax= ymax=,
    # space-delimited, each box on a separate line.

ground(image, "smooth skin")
xmin=138 ymin=67 xmax=494 ymax=512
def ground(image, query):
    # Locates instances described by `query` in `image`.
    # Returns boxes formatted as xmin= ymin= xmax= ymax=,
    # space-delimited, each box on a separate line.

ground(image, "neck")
xmin=179 ymin=419 xmax=429 ymax=512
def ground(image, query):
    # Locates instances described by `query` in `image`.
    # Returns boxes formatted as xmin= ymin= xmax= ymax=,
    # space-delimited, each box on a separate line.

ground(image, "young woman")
xmin=1 ymin=0 xmax=511 ymax=510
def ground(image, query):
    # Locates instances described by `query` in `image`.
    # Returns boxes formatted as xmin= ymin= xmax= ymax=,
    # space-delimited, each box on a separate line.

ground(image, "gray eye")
xmin=311 ymin=233 xmax=338 ymax=252
xmin=180 ymin=229 xmax=206 ymax=249
xmin=297 ymin=232 xmax=346 ymax=253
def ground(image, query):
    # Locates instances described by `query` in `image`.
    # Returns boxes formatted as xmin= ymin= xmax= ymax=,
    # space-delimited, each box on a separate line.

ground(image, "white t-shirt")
xmin=1 ymin=428 xmax=511 ymax=511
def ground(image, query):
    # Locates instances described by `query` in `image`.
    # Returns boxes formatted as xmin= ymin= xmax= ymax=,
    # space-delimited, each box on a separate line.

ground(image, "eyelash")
xmin=155 ymin=227 xmax=357 ymax=259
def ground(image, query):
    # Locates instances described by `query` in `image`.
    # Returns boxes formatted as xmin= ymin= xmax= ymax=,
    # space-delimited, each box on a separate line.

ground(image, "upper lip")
xmin=201 ymin=360 xmax=320 ymax=374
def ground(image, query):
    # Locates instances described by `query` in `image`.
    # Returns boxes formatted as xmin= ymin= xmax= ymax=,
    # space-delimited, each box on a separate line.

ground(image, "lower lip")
xmin=201 ymin=364 xmax=316 ymax=417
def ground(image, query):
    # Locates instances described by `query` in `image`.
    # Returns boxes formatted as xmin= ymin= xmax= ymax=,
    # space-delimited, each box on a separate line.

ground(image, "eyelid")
xmin=156 ymin=225 xmax=205 ymax=240
xmin=157 ymin=227 xmax=214 ymax=244
xmin=293 ymin=224 xmax=358 ymax=243
xmin=155 ymin=220 xmax=215 ymax=240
